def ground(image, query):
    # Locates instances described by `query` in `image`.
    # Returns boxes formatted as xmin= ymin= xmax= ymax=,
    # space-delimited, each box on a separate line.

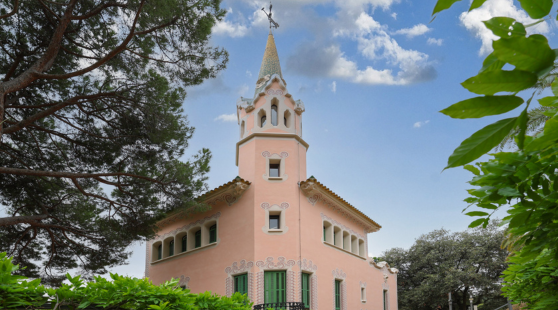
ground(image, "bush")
xmin=0 ymin=252 xmax=251 ymax=310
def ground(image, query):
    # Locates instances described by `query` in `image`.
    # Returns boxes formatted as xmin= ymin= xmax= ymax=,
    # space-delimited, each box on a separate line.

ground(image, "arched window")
xmin=169 ymin=240 xmax=174 ymax=256
xmin=157 ymin=244 xmax=162 ymax=260
xmin=240 ymin=121 xmax=245 ymax=138
xmin=195 ymin=230 xmax=202 ymax=248
xmin=181 ymin=235 xmax=187 ymax=252
xmin=271 ymin=105 xmax=278 ymax=126
xmin=209 ymin=224 xmax=217 ymax=243
xmin=261 ymin=115 xmax=267 ymax=127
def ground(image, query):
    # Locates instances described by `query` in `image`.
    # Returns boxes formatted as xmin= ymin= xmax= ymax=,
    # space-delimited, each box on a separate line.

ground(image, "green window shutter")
xmin=234 ymin=274 xmax=248 ymax=295
xmin=209 ymin=224 xmax=217 ymax=243
xmin=169 ymin=240 xmax=174 ymax=256
xmin=157 ymin=244 xmax=162 ymax=260
xmin=335 ymin=280 xmax=341 ymax=310
xmin=181 ymin=235 xmax=187 ymax=252
xmin=195 ymin=230 xmax=201 ymax=248
xmin=264 ymin=271 xmax=286 ymax=304
xmin=301 ymin=273 xmax=310 ymax=308
xmin=383 ymin=290 xmax=387 ymax=310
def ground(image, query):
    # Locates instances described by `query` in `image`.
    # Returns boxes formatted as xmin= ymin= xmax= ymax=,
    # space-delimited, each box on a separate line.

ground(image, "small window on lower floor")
xmin=383 ymin=290 xmax=388 ymax=310
xmin=301 ymin=273 xmax=311 ymax=308
xmin=335 ymin=280 xmax=341 ymax=310
xmin=209 ymin=224 xmax=217 ymax=243
xmin=234 ymin=273 xmax=248 ymax=295
xmin=269 ymin=215 xmax=280 ymax=229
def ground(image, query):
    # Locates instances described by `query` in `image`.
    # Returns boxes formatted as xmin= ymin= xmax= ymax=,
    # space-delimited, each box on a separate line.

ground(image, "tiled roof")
xmin=197 ymin=176 xmax=251 ymax=202
xmin=299 ymin=177 xmax=382 ymax=230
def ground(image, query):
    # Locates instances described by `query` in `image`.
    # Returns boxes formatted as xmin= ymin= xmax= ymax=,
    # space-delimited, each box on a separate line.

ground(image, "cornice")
xmin=300 ymin=177 xmax=381 ymax=233
xmin=235 ymin=132 xmax=309 ymax=166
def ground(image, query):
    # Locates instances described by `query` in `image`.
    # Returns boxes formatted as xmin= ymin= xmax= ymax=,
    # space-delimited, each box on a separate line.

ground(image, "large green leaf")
xmin=524 ymin=118 xmax=558 ymax=152
xmin=538 ymin=96 xmax=558 ymax=107
xmin=440 ymin=95 xmax=523 ymax=119
xmin=551 ymin=78 xmax=558 ymax=96
xmin=493 ymin=36 xmax=554 ymax=72
xmin=483 ymin=17 xmax=526 ymax=38
xmin=517 ymin=0 xmax=552 ymax=19
xmin=432 ymin=0 xmax=462 ymax=15
xmin=469 ymin=0 xmax=487 ymax=11
xmin=446 ymin=117 xmax=518 ymax=168
xmin=516 ymin=108 xmax=528 ymax=150
xmin=479 ymin=52 xmax=506 ymax=73
xmin=461 ymin=70 xmax=537 ymax=95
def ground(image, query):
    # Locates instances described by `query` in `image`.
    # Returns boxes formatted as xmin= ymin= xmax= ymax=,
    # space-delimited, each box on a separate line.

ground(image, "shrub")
xmin=0 ymin=252 xmax=252 ymax=310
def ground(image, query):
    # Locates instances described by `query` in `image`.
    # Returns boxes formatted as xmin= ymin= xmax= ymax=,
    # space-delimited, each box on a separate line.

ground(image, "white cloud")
xmin=413 ymin=120 xmax=430 ymax=128
xmin=393 ymin=24 xmax=431 ymax=38
xmin=329 ymin=81 xmax=337 ymax=93
xmin=459 ymin=0 xmax=549 ymax=55
xmin=391 ymin=12 xmax=397 ymax=20
xmin=427 ymin=37 xmax=443 ymax=46
xmin=212 ymin=20 xmax=249 ymax=38
xmin=214 ymin=114 xmax=237 ymax=122
xmin=237 ymin=84 xmax=249 ymax=96
xmin=246 ymin=70 xmax=252 ymax=77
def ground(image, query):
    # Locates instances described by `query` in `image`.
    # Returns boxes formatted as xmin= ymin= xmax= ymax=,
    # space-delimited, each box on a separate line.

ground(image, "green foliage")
xmin=433 ymin=0 xmax=558 ymax=307
xmin=0 ymin=252 xmax=252 ymax=310
xmin=381 ymin=222 xmax=508 ymax=310
xmin=502 ymin=250 xmax=558 ymax=310
xmin=0 ymin=0 xmax=227 ymax=285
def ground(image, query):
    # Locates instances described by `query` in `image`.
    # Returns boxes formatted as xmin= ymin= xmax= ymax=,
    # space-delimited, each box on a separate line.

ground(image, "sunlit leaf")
xmin=465 ymin=211 xmax=489 ymax=216
xmin=469 ymin=218 xmax=486 ymax=228
xmin=461 ymin=70 xmax=537 ymax=95
xmin=432 ymin=0 xmax=462 ymax=15
xmin=440 ymin=96 xmax=523 ymax=119
xmin=469 ymin=0 xmax=487 ymax=11
xmin=483 ymin=17 xmax=526 ymax=38
xmin=493 ymin=35 xmax=554 ymax=72
xmin=446 ymin=117 xmax=518 ymax=168
xmin=464 ymin=164 xmax=481 ymax=175
xmin=479 ymin=52 xmax=506 ymax=73
xmin=517 ymin=0 xmax=552 ymax=19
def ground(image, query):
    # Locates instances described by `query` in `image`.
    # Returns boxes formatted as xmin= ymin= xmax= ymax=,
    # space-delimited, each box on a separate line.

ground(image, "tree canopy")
xmin=382 ymin=221 xmax=508 ymax=310
xmin=0 ymin=0 xmax=228 ymax=285
xmin=433 ymin=0 xmax=558 ymax=308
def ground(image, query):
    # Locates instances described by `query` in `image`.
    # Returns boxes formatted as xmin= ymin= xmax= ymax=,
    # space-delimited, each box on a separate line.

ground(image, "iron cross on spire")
xmin=261 ymin=2 xmax=279 ymax=29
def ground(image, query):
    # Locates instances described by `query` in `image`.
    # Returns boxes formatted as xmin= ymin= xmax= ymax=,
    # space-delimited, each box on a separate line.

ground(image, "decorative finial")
xmin=261 ymin=1 xmax=279 ymax=30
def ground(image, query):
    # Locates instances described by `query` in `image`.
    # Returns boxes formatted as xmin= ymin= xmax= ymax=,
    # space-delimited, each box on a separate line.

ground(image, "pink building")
xmin=145 ymin=31 xmax=398 ymax=310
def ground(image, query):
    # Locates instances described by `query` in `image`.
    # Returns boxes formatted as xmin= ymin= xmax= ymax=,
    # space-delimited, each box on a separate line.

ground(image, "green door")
xmin=335 ymin=280 xmax=341 ymax=310
xmin=264 ymin=271 xmax=286 ymax=304
xmin=234 ymin=274 xmax=248 ymax=295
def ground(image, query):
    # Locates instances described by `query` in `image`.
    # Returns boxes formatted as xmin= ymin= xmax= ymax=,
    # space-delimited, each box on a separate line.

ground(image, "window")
xmin=234 ymin=274 xmax=248 ymax=295
xmin=334 ymin=227 xmax=342 ymax=247
xmin=301 ymin=273 xmax=310 ymax=308
xmin=264 ymin=271 xmax=286 ymax=303
xmin=181 ymin=235 xmax=187 ymax=252
xmin=209 ymin=224 xmax=217 ymax=243
xmin=271 ymin=103 xmax=278 ymax=126
xmin=323 ymin=225 xmax=326 ymax=241
xmin=195 ymin=230 xmax=201 ymax=248
xmin=157 ymin=244 xmax=162 ymax=260
xmin=284 ymin=117 xmax=287 ymax=126
xmin=269 ymin=162 xmax=280 ymax=177
xmin=241 ymin=121 xmax=245 ymax=138
xmin=361 ymin=287 xmax=366 ymax=302
xmin=269 ymin=215 xmax=280 ymax=229
xmin=284 ymin=110 xmax=291 ymax=128
xmin=261 ymin=115 xmax=267 ymax=127
xmin=169 ymin=240 xmax=174 ymax=256
xmin=383 ymin=290 xmax=388 ymax=310
xmin=335 ymin=280 xmax=341 ymax=310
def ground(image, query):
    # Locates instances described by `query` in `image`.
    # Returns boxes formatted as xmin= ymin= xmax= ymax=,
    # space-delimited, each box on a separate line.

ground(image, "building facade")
xmin=145 ymin=31 xmax=399 ymax=310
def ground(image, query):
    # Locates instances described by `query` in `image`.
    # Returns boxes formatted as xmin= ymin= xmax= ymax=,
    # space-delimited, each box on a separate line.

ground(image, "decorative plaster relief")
xmin=256 ymin=257 xmax=296 ymax=270
xmin=297 ymin=259 xmax=318 ymax=272
xmin=260 ymin=202 xmax=290 ymax=210
xmin=178 ymin=275 xmax=190 ymax=288
xmin=261 ymin=151 xmax=289 ymax=158
xmin=153 ymin=212 xmax=221 ymax=243
xmin=321 ymin=213 xmax=365 ymax=240
xmin=312 ymin=274 xmax=319 ymax=310
xmin=266 ymin=89 xmax=284 ymax=96
xmin=370 ymin=260 xmax=399 ymax=274
xmin=297 ymin=259 xmax=319 ymax=310
xmin=206 ymin=181 xmax=250 ymax=206
xmin=331 ymin=269 xmax=347 ymax=310
xmin=255 ymin=257 xmax=297 ymax=304
xmin=225 ymin=260 xmax=254 ymax=299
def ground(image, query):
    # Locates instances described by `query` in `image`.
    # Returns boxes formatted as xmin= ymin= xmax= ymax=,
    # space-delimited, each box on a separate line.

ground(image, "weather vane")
xmin=261 ymin=1 xmax=279 ymax=29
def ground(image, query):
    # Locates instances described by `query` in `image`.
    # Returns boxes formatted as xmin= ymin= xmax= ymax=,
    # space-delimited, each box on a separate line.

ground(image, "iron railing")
xmin=253 ymin=302 xmax=306 ymax=310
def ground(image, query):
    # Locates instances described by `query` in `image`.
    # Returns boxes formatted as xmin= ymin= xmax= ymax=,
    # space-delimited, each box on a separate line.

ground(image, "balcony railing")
xmin=253 ymin=302 xmax=306 ymax=310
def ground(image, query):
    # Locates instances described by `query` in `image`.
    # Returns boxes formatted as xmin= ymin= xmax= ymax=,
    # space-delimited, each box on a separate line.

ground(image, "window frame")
xmin=234 ymin=273 xmax=248 ymax=295
xmin=335 ymin=280 xmax=341 ymax=310
xmin=269 ymin=215 xmax=280 ymax=229
xmin=169 ymin=240 xmax=174 ymax=256
xmin=157 ymin=244 xmax=162 ymax=260
xmin=269 ymin=162 xmax=280 ymax=178
xmin=194 ymin=229 xmax=202 ymax=248
xmin=271 ymin=104 xmax=278 ymax=126
xmin=181 ymin=235 xmax=187 ymax=252
xmin=264 ymin=271 xmax=286 ymax=304
xmin=301 ymin=273 xmax=311 ymax=308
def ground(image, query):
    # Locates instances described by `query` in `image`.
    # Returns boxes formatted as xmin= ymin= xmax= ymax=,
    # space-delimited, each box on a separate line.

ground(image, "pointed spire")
xmin=255 ymin=31 xmax=283 ymax=94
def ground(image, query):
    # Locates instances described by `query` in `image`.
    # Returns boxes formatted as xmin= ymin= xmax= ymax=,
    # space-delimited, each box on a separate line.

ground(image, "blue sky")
xmin=110 ymin=0 xmax=555 ymax=277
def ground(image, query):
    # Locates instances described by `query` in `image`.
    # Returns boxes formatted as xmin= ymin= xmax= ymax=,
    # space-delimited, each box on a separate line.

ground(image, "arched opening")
xmin=204 ymin=220 xmax=217 ymax=245
xmin=181 ymin=235 xmax=187 ymax=252
xmin=323 ymin=221 xmax=333 ymax=243
xmin=343 ymin=231 xmax=351 ymax=251
xmin=351 ymin=235 xmax=358 ymax=254
xmin=271 ymin=103 xmax=278 ymax=126
xmin=240 ymin=121 xmax=245 ymax=138
xmin=163 ymin=236 xmax=174 ymax=258
xmin=176 ymin=231 xmax=187 ymax=253
xmin=359 ymin=239 xmax=365 ymax=257
xmin=258 ymin=109 xmax=267 ymax=127
xmin=169 ymin=240 xmax=174 ymax=256
xmin=333 ymin=226 xmax=342 ymax=247
xmin=284 ymin=110 xmax=291 ymax=128
xmin=152 ymin=241 xmax=162 ymax=262
xmin=188 ymin=227 xmax=202 ymax=249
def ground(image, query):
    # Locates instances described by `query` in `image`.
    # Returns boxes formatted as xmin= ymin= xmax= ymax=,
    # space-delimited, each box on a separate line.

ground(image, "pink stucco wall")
xmin=145 ymin=83 xmax=398 ymax=310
